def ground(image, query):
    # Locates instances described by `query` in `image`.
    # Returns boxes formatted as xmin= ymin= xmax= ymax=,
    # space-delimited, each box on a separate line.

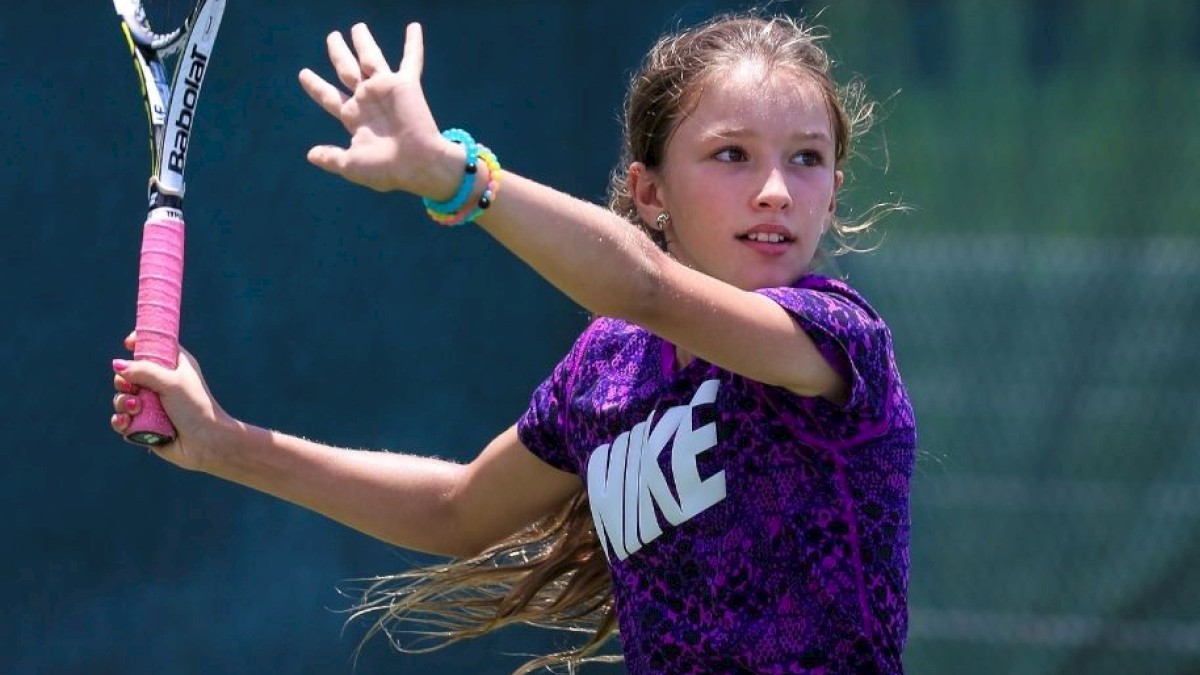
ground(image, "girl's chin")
xmin=690 ymin=256 xmax=812 ymax=290
xmin=735 ymin=272 xmax=806 ymax=291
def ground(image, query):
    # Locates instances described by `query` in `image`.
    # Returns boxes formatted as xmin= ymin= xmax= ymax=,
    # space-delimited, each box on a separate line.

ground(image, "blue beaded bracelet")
xmin=422 ymin=129 xmax=479 ymax=215
xmin=462 ymin=145 xmax=501 ymax=224
xmin=426 ymin=145 xmax=502 ymax=227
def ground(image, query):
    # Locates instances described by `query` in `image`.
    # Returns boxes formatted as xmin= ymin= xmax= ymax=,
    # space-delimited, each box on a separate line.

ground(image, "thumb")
xmin=113 ymin=358 xmax=177 ymax=393
xmin=307 ymin=145 xmax=348 ymax=175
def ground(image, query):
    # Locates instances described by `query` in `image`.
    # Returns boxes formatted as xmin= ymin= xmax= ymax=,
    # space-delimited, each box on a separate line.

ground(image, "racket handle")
xmin=126 ymin=212 xmax=185 ymax=446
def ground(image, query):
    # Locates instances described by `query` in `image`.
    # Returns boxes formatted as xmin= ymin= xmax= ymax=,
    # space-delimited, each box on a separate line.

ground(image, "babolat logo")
xmin=166 ymin=43 xmax=209 ymax=175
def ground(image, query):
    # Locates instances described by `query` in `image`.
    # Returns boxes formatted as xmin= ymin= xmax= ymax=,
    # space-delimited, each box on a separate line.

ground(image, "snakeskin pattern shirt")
xmin=519 ymin=274 xmax=916 ymax=674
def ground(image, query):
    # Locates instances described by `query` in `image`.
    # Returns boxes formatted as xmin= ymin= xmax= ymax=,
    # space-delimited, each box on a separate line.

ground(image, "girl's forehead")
xmin=683 ymin=65 xmax=831 ymax=130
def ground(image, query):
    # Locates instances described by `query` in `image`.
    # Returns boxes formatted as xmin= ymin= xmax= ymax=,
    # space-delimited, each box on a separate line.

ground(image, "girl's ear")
xmin=829 ymin=169 xmax=844 ymax=214
xmin=629 ymin=161 xmax=666 ymax=225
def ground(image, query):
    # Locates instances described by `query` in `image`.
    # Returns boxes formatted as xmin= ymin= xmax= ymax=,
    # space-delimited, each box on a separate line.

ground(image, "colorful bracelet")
xmin=464 ymin=145 xmax=502 ymax=224
xmin=426 ymin=144 xmax=502 ymax=227
xmin=421 ymin=128 xmax=478 ymax=215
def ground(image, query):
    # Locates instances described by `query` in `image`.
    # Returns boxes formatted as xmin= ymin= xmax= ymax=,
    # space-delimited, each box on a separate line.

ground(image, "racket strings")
xmin=127 ymin=0 xmax=195 ymax=52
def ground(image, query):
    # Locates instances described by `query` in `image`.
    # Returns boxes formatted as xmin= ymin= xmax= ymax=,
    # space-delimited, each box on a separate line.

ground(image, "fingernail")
xmin=124 ymin=397 xmax=138 ymax=412
xmin=112 ymin=359 xmax=130 ymax=373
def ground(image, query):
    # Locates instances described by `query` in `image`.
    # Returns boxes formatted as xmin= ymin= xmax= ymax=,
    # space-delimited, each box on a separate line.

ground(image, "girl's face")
xmin=635 ymin=63 xmax=842 ymax=291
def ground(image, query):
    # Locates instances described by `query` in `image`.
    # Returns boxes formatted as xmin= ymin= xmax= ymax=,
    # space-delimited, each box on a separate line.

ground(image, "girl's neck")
xmin=675 ymin=346 xmax=696 ymax=369
xmin=661 ymin=341 xmax=696 ymax=378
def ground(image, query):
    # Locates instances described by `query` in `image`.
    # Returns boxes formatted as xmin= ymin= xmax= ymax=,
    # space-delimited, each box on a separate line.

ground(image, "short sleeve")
xmin=516 ymin=326 xmax=598 ymax=475
xmin=756 ymin=281 xmax=892 ymax=418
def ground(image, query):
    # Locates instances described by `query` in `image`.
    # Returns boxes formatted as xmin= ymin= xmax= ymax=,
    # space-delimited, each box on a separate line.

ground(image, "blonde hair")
xmin=347 ymin=492 xmax=618 ymax=673
xmin=347 ymin=11 xmax=890 ymax=673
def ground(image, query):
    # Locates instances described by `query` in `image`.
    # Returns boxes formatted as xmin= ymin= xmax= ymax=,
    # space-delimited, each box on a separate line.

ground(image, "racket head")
xmin=113 ymin=0 xmax=197 ymax=53
xmin=112 ymin=0 xmax=226 ymax=203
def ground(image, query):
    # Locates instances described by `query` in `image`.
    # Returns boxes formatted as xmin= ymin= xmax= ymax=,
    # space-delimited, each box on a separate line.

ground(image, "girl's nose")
xmin=755 ymin=167 xmax=792 ymax=210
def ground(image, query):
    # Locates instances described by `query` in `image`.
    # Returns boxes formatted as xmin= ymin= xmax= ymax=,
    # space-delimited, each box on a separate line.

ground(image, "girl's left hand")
xmin=298 ymin=22 xmax=449 ymax=196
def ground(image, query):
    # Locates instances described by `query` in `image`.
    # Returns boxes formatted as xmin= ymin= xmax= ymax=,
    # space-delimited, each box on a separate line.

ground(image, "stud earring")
xmin=654 ymin=211 xmax=671 ymax=231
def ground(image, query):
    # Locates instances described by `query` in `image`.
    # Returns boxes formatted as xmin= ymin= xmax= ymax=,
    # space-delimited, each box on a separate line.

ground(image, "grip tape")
xmin=126 ymin=214 xmax=185 ymax=446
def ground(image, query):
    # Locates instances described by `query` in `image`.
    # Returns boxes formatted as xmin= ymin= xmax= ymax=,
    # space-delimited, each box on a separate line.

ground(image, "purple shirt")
xmin=518 ymin=274 xmax=916 ymax=674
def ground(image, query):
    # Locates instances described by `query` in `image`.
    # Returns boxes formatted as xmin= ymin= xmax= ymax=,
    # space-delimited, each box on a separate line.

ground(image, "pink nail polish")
xmin=124 ymin=397 xmax=138 ymax=412
xmin=112 ymin=359 xmax=130 ymax=373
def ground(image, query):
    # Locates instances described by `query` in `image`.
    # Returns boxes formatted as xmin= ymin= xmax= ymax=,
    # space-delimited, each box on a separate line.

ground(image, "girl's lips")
xmin=738 ymin=223 xmax=795 ymax=240
xmin=736 ymin=225 xmax=795 ymax=256
xmin=738 ymin=237 xmax=792 ymax=256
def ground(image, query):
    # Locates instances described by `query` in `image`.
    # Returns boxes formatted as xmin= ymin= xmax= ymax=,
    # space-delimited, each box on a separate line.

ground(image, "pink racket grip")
xmin=126 ymin=212 xmax=185 ymax=447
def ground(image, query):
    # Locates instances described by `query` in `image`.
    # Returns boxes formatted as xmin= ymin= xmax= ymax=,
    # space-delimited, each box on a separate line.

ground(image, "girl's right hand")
xmin=111 ymin=332 xmax=234 ymax=472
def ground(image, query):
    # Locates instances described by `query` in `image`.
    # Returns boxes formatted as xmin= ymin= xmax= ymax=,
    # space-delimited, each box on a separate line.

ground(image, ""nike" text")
xmin=587 ymin=379 xmax=726 ymax=561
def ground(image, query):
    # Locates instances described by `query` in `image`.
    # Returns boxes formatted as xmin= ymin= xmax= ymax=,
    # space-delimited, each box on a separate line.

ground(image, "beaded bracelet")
xmin=421 ymin=128 xmax=478 ymax=215
xmin=426 ymin=144 xmax=502 ymax=227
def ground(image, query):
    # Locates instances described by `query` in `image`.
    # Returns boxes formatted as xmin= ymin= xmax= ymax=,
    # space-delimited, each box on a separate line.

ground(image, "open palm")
xmin=298 ymin=23 xmax=443 ymax=194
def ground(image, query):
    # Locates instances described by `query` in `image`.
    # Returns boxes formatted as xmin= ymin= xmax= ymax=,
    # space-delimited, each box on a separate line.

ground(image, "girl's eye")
xmin=714 ymin=147 xmax=747 ymax=162
xmin=793 ymin=150 xmax=824 ymax=167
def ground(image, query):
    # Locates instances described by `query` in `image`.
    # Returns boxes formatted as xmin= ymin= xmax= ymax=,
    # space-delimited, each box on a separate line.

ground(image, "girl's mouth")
xmin=736 ymin=231 xmax=794 ymax=256
xmin=738 ymin=232 xmax=793 ymax=244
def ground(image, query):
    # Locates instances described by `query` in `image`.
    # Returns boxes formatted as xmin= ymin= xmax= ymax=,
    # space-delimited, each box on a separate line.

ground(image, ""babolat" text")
xmin=166 ymin=43 xmax=209 ymax=175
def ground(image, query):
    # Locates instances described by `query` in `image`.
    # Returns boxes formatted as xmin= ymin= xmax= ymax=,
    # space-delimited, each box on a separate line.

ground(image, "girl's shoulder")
xmin=571 ymin=315 xmax=652 ymax=359
xmin=790 ymin=273 xmax=882 ymax=319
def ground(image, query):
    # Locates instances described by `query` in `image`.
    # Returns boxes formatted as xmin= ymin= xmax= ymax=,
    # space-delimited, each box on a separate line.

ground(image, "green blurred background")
xmin=3 ymin=0 xmax=1197 ymax=673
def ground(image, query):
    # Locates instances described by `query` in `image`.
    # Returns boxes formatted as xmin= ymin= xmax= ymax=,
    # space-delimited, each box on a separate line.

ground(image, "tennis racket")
xmin=112 ymin=0 xmax=226 ymax=445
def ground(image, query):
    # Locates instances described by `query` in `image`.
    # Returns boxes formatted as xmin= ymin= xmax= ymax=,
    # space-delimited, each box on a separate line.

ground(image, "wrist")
xmin=418 ymin=134 xmax=471 ymax=203
xmin=189 ymin=411 xmax=247 ymax=476
xmin=426 ymin=147 xmax=498 ymax=226
xmin=422 ymin=130 xmax=502 ymax=227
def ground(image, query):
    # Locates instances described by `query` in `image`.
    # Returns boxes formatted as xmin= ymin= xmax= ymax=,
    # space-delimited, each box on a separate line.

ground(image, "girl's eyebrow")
xmin=700 ymin=126 xmax=833 ymax=143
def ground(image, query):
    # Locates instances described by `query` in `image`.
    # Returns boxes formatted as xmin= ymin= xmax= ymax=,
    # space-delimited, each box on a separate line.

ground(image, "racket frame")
xmin=113 ymin=0 xmax=226 ymax=445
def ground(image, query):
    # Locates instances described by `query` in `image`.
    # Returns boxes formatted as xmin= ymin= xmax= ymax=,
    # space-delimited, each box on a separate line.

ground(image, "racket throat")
xmin=147 ymin=176 xmax=184 ymax=211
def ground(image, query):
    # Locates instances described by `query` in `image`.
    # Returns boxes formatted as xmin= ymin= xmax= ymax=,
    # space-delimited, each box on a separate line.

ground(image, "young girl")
xmin=110 ymin=11 xmax=916 ymax=674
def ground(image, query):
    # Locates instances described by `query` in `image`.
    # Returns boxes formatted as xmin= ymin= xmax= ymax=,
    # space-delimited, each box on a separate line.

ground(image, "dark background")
xmin=6 ymin=2 xmax=737 ymax=672
xmin=6 ymin=1 xmax=1200 ymax=674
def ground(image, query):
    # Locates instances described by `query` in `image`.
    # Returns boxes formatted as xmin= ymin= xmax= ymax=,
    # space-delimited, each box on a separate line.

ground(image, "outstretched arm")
xmin=299 ymin=23 xmax=845 ymax=400
xmin=111 ymin=336 xmax=581 ymax=558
